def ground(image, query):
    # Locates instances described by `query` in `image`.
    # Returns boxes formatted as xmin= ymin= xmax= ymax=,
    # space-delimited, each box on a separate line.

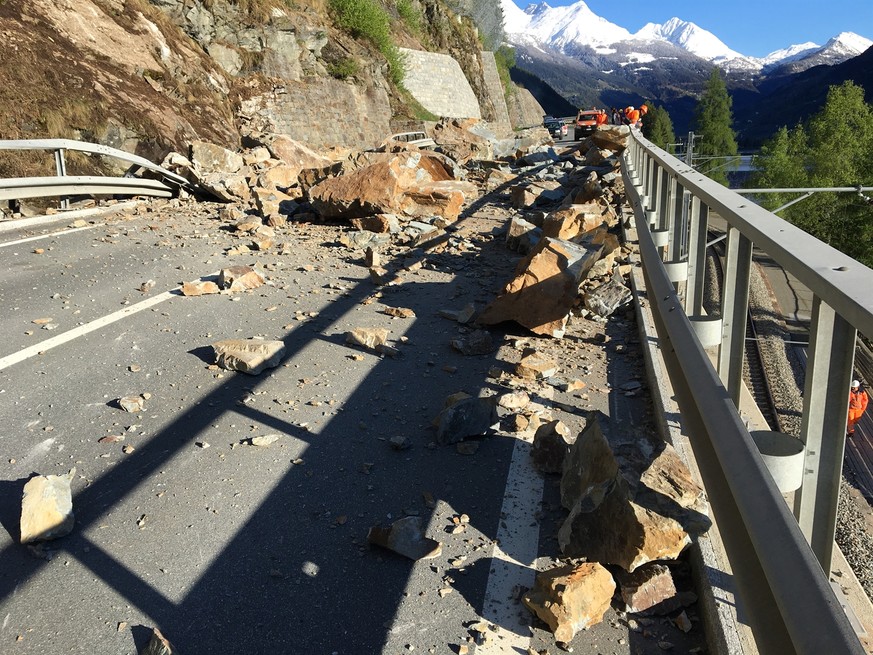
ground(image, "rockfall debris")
xmin=17 ymin=121 xmax=709 ymax=652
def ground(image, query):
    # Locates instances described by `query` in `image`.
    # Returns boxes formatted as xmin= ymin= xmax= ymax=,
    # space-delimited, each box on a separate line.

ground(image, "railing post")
xmin=669 ymin=181 xmax=686 ymax=263
xmin=685 ymin=197 xmax=709 ymax=315
xmin=718 ymin=227 xmax=752 ymax=407
xmin=54 ymin=148 xmax=69 ymax=209
xmin=794 ymin=297 xmax=856 ymax=574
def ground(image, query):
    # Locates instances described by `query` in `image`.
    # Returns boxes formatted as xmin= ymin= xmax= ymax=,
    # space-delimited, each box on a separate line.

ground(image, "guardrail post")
xmin=669 ymin=181 xmax=687 ymax=263
xmin=656 ymin=167 xmax=670 ymax=233
xmin=54 ymin=148 xmax=69 ymax=209
xmin=794 ymin=297 xmax=856 ymax=574
xmin=685 ymin=197 xmax=709 ymax=315
xmin=718 ymin=227 xmax=752 ymax=407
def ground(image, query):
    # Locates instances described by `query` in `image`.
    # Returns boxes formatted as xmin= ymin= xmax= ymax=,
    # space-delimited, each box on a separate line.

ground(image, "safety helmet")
xmin=853 ymin=380 xmax=861 ymax=388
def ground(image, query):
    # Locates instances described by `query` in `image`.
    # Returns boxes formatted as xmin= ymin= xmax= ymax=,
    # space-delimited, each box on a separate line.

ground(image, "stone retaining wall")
xmin=238 ymin=77 xmax=392 ymax=150
xmin=399 ymin=48 xmax=481 ymax=119
xmin=480 ymin=51 xmax=511 ymax=133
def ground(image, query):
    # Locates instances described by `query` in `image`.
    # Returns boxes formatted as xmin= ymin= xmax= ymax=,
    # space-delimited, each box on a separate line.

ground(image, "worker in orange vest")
xmin=625 ymin=106 xmax=641 ymax=128
xmin=595 ymin=109 xmax=608 ymax=126
xmin=848 ymin=380 xmax=869 ymax=437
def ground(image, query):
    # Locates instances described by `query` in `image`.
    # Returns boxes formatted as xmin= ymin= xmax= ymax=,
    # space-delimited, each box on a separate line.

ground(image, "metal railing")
xmin=622 ymin=129 xmax=869 ymax=655
xmin=0 ymin=139 xmax=188 ymax=206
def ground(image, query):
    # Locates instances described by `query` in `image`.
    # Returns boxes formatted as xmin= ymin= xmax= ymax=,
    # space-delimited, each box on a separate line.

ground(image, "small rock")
xmin=20 ymin=469 xmax=76 ymax=543
xmin=346 ymin=327 xmax=389 ymax=350
xmin=516 ymin=350 xmax=559 ymax=380
xmin=451 ymin=329 xmax=493 ymax=356
xmin=251 ymin=434 xmax=280 ymax=447
xmin=389 ymin=436 xmax=411 ymax=451
xmin=368 ymin=516 xmax=442 ymax=560
xmin=218 ymin=266 xmax=266 ymax=292
xmin=212 ymin=338 xmax=286 ymax=375
xmin=456 ymin=441 xmax=479 ymax=455
xmin=139 ymin=627 xmax=177 ymax=655
xmin=118 ymin=396 xmax=145 ymax=413
xmin=181 ymin=280 xmax=220 ymax=296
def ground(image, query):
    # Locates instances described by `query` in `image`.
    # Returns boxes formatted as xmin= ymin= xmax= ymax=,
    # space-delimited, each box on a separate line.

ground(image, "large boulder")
xmin=431 ymin=118 xmax=494 ymax=163
xmin=558 ymin=412 xmax=710 ymax=571
xmin=542 ymin=201 xmax=612 ymax=241
xmin=591 ymin=125 xmax=630 ymax=151
xmin=477 ymin=237 xmax=603 ymax=338
xmin=307 ymin=151 xmax=477 ymax=221
xmin=523 ymin=562 xmax=615 ymax=642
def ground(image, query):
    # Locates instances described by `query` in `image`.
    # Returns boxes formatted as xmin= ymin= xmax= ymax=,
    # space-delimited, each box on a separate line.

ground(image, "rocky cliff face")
xmin=0 ymin=0 xmax=504 ymax=177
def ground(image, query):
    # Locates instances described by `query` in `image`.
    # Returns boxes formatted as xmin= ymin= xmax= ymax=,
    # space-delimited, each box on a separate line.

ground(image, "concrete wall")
xmin=507 ymin=85 xmax=547 ymax=130
xmin=479 ymin=51 xmax=511 ymax=133
xmin=399 ymin=48 xmax=481 ymax=120
xmin=237 ymin=77 xmax=393 ymax=150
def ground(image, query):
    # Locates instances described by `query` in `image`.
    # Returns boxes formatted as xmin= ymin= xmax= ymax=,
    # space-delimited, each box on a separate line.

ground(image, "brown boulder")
xmin=591 ymin=125 xmax=630 ymax=151
xmin=431 ymin=118 xmax=494 ymax=163
xmin=542 ymin=202 xmax=610 ymax=241
xmin=477 ymin=237 xmax=603 ymax=338
xmin=616 ymin=563 xmax=678 ymax=614
xmin=308 ymin=151 xmax=476 ymax=221
xmin=531 ymin=420 xmax=574 ymax=474
xmin=523 ymin=562 xmax=615 ymax=642
xmin=218 ymin=266 xmax=266 ymax=292
xmin=558 ymin=412 xmax=709 ymax=571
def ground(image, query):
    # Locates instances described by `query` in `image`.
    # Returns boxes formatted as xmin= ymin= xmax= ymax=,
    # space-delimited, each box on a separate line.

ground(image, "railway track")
xmin=706 ymin=237 xmax=782 ymax=432
xmin=705 ymin=227 xmax=873 ymax=500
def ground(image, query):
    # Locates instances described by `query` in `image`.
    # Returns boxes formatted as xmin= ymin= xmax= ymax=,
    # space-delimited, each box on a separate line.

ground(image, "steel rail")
xmin=630 ymin=142 xmax=873 ymax=339
xmin=0 ymin=138 xmax=188 ymax=187
xmin=623 ymin=131 xmax=866 ymax=654
xmin=0 ymin=175 xmax=173 ymax=201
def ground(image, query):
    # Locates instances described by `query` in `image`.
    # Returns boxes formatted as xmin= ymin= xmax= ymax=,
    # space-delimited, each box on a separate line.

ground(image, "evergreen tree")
xmin=642 ymin=103 xmax=676 ymax=153
xmin=693 ymin=69 xmax=738 ymax=185
xmin=750 ymin=82 xmax=873 ymax=267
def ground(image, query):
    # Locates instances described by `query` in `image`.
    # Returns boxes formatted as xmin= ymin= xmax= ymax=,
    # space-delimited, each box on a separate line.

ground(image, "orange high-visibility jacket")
xmin=628 ymin=109 xmax=640 ymax=124
xmin=849 ymin=389 xmax=869 ymax=420
xmin=595 ymin=111 xmax=608 ymax=125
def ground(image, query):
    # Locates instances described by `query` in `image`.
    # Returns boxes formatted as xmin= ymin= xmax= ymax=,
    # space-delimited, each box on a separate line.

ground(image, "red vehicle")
xmin=574 ymin=109 xmax=601 ymax=140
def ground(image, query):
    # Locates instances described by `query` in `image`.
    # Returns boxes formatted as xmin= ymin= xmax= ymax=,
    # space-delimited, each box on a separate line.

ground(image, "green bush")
xmin=329 ymin=0 xmax=404 ymax=85
xmin=327 ymin=57 xmax=360 ymax=80
xmin=396 ymin=0 xmax=422 ymax=34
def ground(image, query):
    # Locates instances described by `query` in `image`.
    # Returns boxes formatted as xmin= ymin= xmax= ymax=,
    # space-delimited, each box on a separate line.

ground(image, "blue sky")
xmin=511 ymin=1 xmax=873 ymax=57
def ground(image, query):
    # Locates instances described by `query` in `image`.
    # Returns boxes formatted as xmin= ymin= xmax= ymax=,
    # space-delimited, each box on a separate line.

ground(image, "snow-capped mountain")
xmin=500 ymin=0 xmax=872 ymax=74
xmin=635 ymin=17 xmax=743 ymax=62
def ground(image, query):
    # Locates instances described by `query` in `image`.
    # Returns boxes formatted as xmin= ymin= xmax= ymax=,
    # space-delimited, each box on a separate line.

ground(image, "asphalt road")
xmin=0 ymin=190 xmax=699 ymax=654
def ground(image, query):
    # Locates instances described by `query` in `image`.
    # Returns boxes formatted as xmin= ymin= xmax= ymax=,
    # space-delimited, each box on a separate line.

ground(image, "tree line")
xmin=640 ymin=71 xmax=873 ymax=268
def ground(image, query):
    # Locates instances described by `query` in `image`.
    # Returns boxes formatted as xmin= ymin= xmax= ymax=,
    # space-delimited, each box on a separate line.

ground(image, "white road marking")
xmin=0 ymin=200 xmax=137 ymax=233
xmin=0 ymin=289 xmax=178 ymax=371
xmin=0 ymin=223 xmax=104 ymax=248
xmin=478 ymin=432 xmax=544 ymax=653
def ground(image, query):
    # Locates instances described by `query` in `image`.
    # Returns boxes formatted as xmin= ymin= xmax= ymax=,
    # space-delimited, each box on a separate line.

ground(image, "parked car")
xmin=544 ymin=118 xmax=568 ymax=139
xmin=574 ymin=109 xmax=601 ymax=139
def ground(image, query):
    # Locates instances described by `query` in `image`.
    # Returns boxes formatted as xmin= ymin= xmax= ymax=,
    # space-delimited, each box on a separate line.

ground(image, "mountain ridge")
xmin=503 ymin=0 xmax=872 ymax=74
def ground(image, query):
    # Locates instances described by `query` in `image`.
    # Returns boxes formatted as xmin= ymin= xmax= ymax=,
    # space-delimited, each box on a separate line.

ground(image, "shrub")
xmin=329 ymin=0 xmax=404 ymax=85
xmin=327 ymin=57 xmax=360 ymax=80
xmin=395 ymin=0 xmax=422 ymax=34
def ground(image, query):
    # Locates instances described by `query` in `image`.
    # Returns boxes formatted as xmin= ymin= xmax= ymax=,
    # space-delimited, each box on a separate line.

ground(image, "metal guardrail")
xmin=622 ymin=129 xmax=869 ymax=655
xmin=0 ymin=139 xmax=188 ymax=206
xmin=385 ymin=131 xmax=437 ymax=149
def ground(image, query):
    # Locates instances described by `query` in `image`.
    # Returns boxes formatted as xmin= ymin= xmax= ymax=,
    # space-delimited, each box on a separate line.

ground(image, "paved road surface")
xmin=0 ymin=194 xmax=700 ymax=654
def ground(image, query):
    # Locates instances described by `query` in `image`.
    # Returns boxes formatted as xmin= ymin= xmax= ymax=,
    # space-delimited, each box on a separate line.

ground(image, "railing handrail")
xmin=634 ymin=136 xmax=873 ymax=338
xmin=0 ymin=138 xmax=189 ymax=188
xmin=623 ymin=129 xmax=867 ymax=655
xmin=0 ymin=175 xmax=174 ymax=201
